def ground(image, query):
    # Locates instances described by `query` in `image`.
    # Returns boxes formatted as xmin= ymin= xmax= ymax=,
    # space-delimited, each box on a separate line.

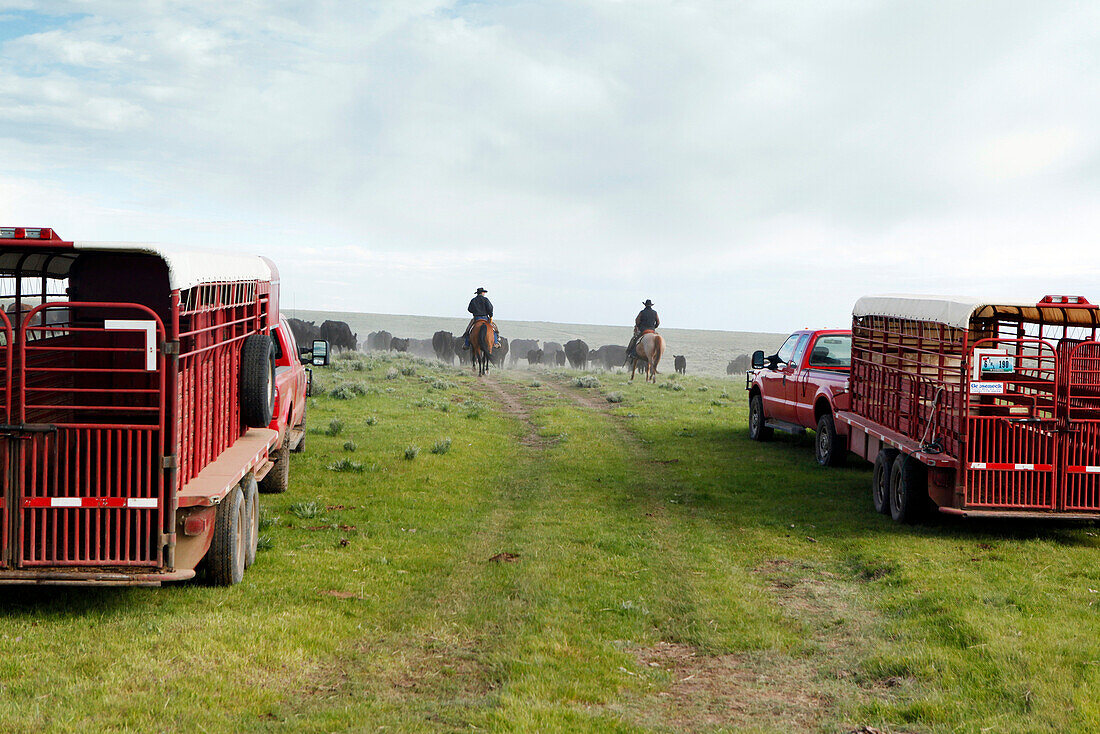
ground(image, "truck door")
xmin=963 ymin=338 xmax=1059 ymax=510
xmin=758 ymin=333 xmax=800 ymax=424
xmin=4 ymin=303 xmax=167 ymax=568
xmin=777 ymin=333 xmax=810 ymax=424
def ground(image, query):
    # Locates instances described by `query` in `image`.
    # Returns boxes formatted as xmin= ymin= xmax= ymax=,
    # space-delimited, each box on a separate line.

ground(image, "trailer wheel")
xmin=241 ymin=334 xmax=276 ymax=428
xmin=260 ymin=431 xmax=291 ymax=494
xmin=209 ymin=486 xmax=246 ymax=586
xmin=242 ymin=475 xmax=259 ymax=569
xmin=872 ymin=449 xmax=897 ymax=514
xmin=749 ymin=394 xmax=773 ymax=441
xmin=814 ymin=413 xmax=846 ymax=467
xmin=889 ymin=454 xmax=928 ymax=524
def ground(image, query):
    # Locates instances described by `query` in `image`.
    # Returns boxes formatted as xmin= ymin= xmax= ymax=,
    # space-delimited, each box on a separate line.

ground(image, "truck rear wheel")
xmin=260 ymin=431 xmax=291 ymax=494
xmin=889 ymin=454 xmax=928 ymax=524
xmin=242 ymin=475 xmax=259 ymax=569
xmin=872 ymin=449 xmax=897 ymax=514
xmin=749 ymin=394 xmax=773 ymax=441
xmin=241 ymin=334 xmax=275 ymax=428
xmin=209 ymin=486 xmax=246 ymax=586
xmin=815 ymin=413 xmax=846 ymax=467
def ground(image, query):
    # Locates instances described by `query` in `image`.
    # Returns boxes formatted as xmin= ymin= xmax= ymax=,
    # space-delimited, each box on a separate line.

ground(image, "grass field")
xmin=4 ymin=353 xmax=1100 ymax=732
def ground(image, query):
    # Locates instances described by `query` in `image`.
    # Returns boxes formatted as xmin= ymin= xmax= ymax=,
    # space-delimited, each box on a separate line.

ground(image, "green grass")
xmin=3 ymin=355 xmax=1100 ymax=732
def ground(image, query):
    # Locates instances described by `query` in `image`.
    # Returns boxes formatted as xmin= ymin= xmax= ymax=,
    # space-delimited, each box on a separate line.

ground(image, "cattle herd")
xmin=287 ymin=318 xmax=752 ymax=375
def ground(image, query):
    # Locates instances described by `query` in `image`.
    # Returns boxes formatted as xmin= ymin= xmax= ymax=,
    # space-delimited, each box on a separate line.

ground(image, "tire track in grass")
xmin=272 ymin=372 xmax=531 ymax=732
xmin=548 ymin=375 xmax=900 ymax=733
xmin=336 ymin=374 xmax=560 ymax=729
xmin=485 ymin=373 xmax=807 ymax=730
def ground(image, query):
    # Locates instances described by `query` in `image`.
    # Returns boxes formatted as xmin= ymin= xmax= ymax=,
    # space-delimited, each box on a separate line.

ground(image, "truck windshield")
xmin=808 ymin=335 xmax=851 ymax=368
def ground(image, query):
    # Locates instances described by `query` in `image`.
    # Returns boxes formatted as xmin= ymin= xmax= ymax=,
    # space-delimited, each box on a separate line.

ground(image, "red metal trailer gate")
xmin=1 ymin=302 xmax=166 ymax=569
xmin=964 ymin=337 xmax=1100 ymax=512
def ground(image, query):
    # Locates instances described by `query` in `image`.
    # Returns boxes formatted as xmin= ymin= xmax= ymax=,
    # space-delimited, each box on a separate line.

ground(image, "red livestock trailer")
xmin=0 ymin=226 xmax=292 ymax=585
xmin=838 ymin=294 xmax=1100 ymax=523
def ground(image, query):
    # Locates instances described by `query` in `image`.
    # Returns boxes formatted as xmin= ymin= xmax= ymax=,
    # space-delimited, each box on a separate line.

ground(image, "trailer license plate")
xmin=980 ymin=354 xmax=1014 ymax=373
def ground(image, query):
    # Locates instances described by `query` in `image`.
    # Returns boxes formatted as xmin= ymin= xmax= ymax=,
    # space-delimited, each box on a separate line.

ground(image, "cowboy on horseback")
xmin=462 ymin=287 xmax=501 ymax=350
xmin=626 ymin=299 xmax=659 ymax=366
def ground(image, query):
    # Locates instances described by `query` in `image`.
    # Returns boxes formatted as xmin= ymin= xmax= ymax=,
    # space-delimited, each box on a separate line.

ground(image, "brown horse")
xmin=630 ymin=331 xmax=665 ymax=383
xmin=470 ymin=319 xmax=495 ymax=376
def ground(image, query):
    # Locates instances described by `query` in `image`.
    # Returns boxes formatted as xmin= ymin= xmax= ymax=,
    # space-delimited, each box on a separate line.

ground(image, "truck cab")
xmin=746 ymin=329 xmax=852 ymax=466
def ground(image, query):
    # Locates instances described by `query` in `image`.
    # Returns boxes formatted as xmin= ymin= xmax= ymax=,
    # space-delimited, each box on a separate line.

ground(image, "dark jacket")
xmin=635 ymin=306 xmax=659 ymax=331
xmin=468 ymin=295 xmax=493 ymax=318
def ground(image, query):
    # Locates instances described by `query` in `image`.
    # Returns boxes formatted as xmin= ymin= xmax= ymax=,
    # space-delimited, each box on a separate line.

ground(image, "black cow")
xmin=433 ymin=330 xmax=455 ymax=364
xmin=390 ymin=337 xmax=409 ymax=353
xmin=527 ymin=349 xmax=543 ymax=366
xmin=674 ymin=355 xmax=686 ymax=374
xmin=510 ymin=339 xmax=538 ymax=366
xmin=287 ymin=318 xmax=322 ymax=347
xmin=454 ymin=336 xmax=471 ymax=365
xmin=564 ymin=339 xmax=589 ymax=369
xmin=367 ymin=330 xmax=392 ymax=351
xmin=541 ymin=342 xmax=563 ymax=366
xmin=320 ymin=320 xmax=357 ymax=351
xmin=592 ymin=345 xmax=627 ymax=371
xmin=727 ymin=354 xmax=750 ymax=374
xmin=493 ymin=336 xmax=509 ymax=366
xmin=555 ymin=351 xmax=566 ymax=366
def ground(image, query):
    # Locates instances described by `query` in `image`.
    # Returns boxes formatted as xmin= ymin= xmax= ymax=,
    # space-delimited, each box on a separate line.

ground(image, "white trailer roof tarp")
xmin=853 ymin=294 xmax=1099 ymax=329
xmin=73 ymin=241 xmax=272 ymax=291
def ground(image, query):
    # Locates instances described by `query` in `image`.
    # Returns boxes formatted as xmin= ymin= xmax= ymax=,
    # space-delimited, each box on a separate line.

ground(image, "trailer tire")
xmin=815 ymin=413 xmax=846 ymax=467
xmin=889 ymin=454 xmax=928 ymax=524
xmin=872 ymin=449 xmax=897 ymax=514
xmin=240 ymin=334 xmax=276 ymax=428
xmin=242 ymin=475 xmax=259 ymax=569
xmin=260 ymin=431 xmax=291 ymax=494
xmin=209 ymin=486 xmax=246 ymax=586
xmin=749 ymin=394 xmax=773 ymax=441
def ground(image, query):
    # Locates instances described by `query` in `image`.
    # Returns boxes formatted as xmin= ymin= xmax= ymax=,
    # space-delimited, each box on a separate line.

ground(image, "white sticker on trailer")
xmin=104 ymin=320 xmax=158 ymax=371
xmin=970 ymin=381 xmax=1005 ymax=395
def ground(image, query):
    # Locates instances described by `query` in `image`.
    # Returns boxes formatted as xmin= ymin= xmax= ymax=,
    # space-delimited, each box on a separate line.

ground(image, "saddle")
xmin=639 ymin=329 xmax=655 ymax=336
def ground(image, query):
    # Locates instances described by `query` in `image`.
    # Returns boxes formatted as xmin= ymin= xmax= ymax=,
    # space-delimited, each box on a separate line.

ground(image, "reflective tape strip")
xmin=1066 ymin=466 xmax=1100 ymax=474
xmin=967 ymin=462 xmax=1052 ymax=471
xmin=22 ymin=497 xmax=158 ymax=509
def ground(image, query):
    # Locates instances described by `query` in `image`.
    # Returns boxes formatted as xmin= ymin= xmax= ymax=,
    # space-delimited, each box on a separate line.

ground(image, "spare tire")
xmin=240 ymin=334 xmax=275 ymax=428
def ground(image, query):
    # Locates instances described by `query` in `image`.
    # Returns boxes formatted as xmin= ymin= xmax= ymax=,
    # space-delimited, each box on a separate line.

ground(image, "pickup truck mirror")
xmin=311 ymin=339 xmax=330 ymax=366
xmin=751 ymin=350 xmax=765 ymax=369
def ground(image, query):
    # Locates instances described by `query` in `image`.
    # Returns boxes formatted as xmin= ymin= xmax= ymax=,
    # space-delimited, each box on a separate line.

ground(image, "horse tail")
xmin=479 ymin=322 xmax=492 ymax=360
xmin=651 ymin=335 xmax=664 ymax=379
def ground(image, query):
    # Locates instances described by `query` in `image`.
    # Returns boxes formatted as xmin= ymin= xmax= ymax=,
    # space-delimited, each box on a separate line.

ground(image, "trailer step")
xmin=255 ymin=459 xmax=275 ymax=481
xmin=765 ymin=419 xmax=805 ymax=435
xmin=288 ymin=427 xmax=305 ymax=451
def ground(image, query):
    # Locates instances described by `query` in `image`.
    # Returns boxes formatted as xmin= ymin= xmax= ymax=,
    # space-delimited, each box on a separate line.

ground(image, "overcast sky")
xmin=2 ymin=1 xmax=1098 ymax=333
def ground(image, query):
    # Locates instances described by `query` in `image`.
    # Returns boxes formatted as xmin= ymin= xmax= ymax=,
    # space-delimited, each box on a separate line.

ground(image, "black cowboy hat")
xmin=643 ymin=299 xmax=654 ymax=307
xmin=475 ymin=287 xmax=488 ymax=294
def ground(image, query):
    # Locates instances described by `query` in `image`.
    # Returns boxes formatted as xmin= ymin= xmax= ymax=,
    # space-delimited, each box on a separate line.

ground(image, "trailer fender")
xmin=175 ymin=506 xmax=217 ymax=572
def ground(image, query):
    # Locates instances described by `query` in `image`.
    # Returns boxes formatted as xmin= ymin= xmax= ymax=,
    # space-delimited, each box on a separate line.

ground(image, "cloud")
xmin=1 ymin=1 xmax=1099 ymax=332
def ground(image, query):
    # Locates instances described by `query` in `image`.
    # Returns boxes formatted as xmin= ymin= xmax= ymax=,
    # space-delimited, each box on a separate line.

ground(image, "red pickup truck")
xmin=746 ymin=329 xmax=852 ymax=466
